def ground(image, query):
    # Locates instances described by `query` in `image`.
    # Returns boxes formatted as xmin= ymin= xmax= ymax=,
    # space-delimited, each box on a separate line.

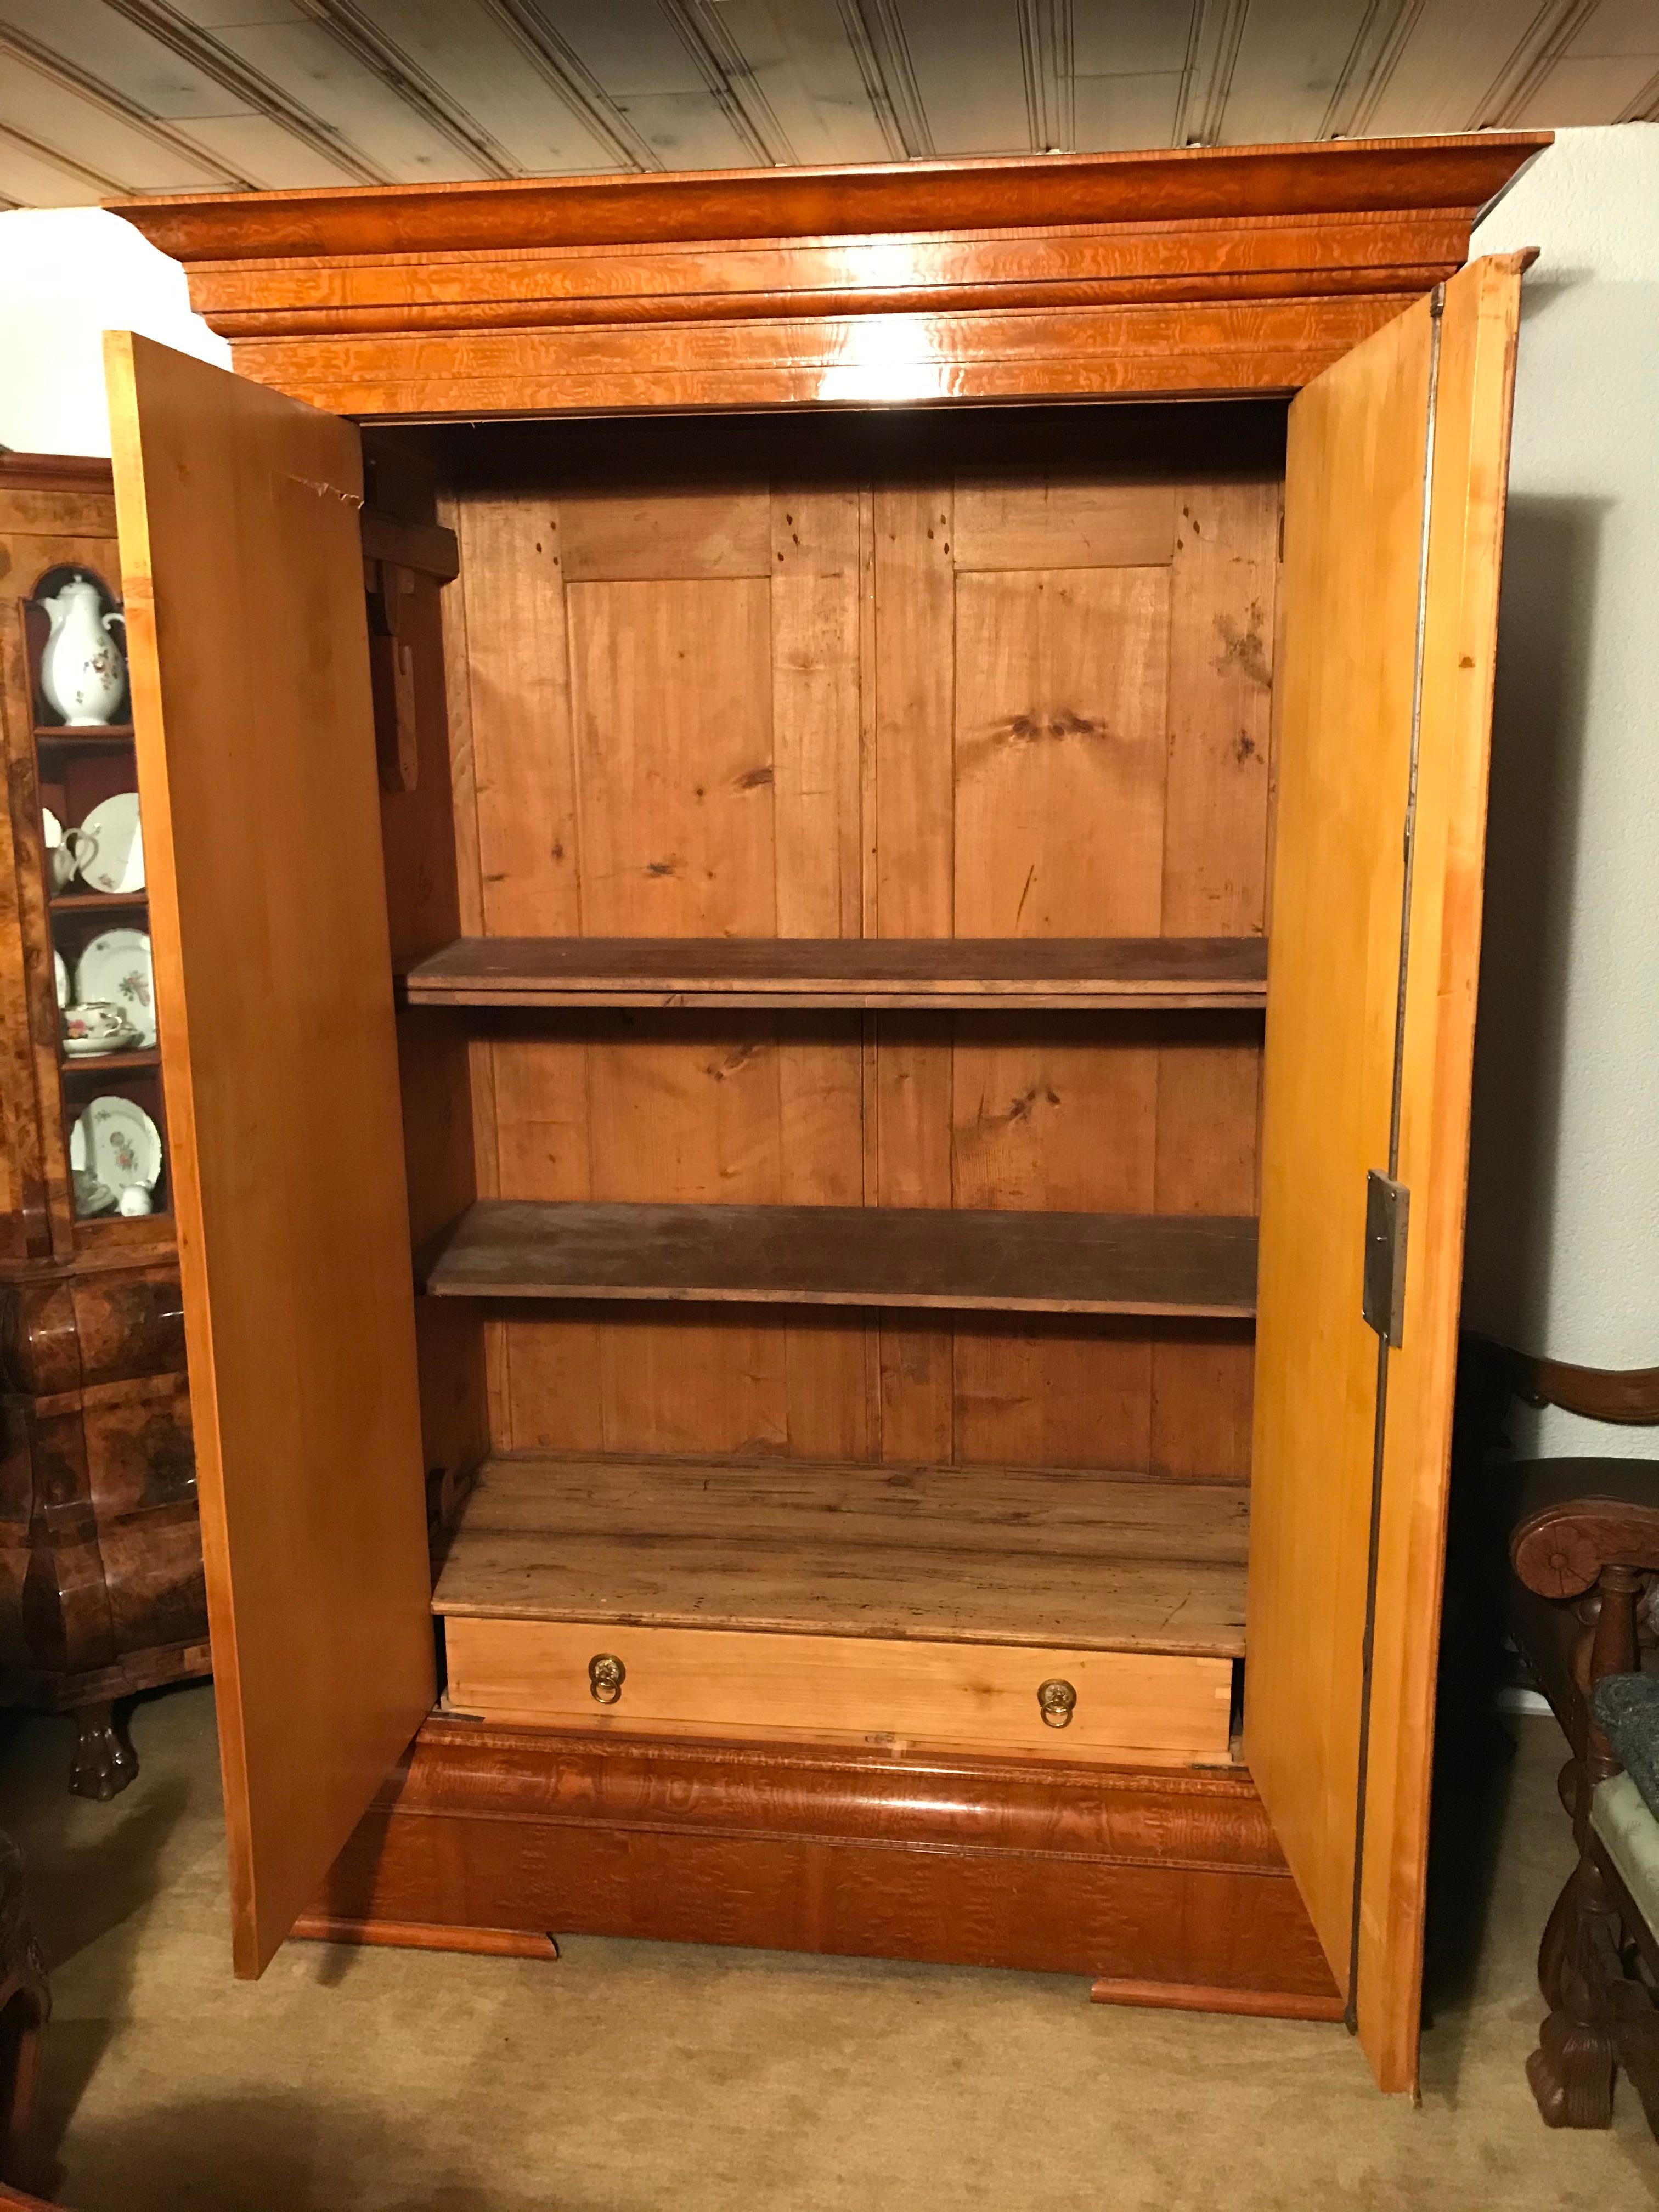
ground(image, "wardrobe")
xmin=97 ymin=131 xmax=1544 ymax=2095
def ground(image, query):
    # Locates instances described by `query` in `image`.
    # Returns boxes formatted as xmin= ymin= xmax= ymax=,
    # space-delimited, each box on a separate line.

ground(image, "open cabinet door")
xmin=105 ymin=333 xmax=435 ymax=1977
xmin=1244 ymin=255 xmax=1524 ymax=2091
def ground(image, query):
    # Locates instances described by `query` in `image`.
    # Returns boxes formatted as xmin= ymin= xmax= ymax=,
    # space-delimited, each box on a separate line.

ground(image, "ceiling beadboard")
xmin=0 ymin=0 xmax=1652 ymax=208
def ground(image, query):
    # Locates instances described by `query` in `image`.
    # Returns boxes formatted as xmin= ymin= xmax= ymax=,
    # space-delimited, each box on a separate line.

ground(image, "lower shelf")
xmin=434 ymin=1454 xmax=1248 ymax=1765
xmin=418 ymin=1200 xmax=1259 ymax=1317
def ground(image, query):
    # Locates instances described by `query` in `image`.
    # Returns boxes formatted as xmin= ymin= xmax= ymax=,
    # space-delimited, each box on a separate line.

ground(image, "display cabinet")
xmin=101 ymin=130 xmax=1546 ymax=2094
xmin=0 ymin=454 xmax=205 ymax=1797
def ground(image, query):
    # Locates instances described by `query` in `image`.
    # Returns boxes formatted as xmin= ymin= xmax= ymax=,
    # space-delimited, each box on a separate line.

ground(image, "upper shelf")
xmin=34 ymin=724 xmax=134 ymax=746
xmin=419 ymin=1200 xmax=1259 ymax=1319
xmin=402 ymin=936 xmax=1268 ymax=1013
xmin=49 ymin=891 xmax=148 ymax=913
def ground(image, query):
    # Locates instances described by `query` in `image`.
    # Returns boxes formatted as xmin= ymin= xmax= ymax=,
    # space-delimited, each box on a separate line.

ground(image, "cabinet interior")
xmin=373 ymin=396 xmax=1288 ymax=1764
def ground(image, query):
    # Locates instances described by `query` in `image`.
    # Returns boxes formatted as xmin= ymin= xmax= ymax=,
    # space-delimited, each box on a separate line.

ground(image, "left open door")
xmin=105 ymin=332 xmax=435 ymax=1977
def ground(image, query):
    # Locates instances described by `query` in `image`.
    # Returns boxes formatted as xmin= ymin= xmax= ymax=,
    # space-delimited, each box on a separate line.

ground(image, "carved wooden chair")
xmin=1474 ymin=1340 xmax=1659 ymax=2132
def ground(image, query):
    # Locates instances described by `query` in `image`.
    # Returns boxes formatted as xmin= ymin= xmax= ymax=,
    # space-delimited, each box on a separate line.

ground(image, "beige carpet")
xmin=1 ymin=1686 xmax=1652 ymax=2211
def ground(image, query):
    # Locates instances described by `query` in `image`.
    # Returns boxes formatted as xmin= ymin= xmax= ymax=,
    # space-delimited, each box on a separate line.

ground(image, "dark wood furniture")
xmin=94 ymin=132 xmax=1548 ymax=2097
xmin=1496 ymin=1345 xmax=1659 ymax=2133
xmin=0 ymin=1831 xmax=48 ymax=2185
xmin=0 ymin=455 xmax=207 ymax=1798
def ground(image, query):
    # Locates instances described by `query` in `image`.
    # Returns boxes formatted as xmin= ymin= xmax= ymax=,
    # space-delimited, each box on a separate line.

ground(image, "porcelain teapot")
xmin=38 ymin=574 xmax=127 ymax=727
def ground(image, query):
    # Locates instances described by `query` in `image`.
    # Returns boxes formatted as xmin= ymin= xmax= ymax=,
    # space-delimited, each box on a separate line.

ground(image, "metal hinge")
xmin=1362 ymin=1171 xmax=1410 ymax=1349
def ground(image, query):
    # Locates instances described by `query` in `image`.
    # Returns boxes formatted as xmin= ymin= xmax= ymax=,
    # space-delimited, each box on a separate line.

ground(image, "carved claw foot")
xmin=1527 ymin=2005 xmax=1616 ymax=2128
xmin=68 ymin=1700 xmax=137 ymax=1801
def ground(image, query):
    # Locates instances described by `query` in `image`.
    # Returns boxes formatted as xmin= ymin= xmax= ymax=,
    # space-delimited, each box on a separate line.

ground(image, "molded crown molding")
xmin=110 ymin=133 xmax=1551 ymax=265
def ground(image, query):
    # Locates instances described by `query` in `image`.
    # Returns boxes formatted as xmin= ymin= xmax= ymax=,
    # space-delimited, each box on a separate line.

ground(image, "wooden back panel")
xmin=105 ymin=334 xmax=435 ymax=1976
xmin=1244 ymin=258 xmax=1522 ymax=2090
xmin=437 ymin=411 xmax=1280 ymax=1482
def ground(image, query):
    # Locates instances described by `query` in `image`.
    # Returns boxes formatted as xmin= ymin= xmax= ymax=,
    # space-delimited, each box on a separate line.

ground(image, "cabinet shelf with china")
xmin=87 ymin=134 xmax=1543 ymax=2093
xmin=0 ymin=453 xmax=205 ymax=1802
xmin=59 ymin=1048 xmax=163 ymax=1077
xmin=48 ymin=890 xmax=148 ymax=914
xmin=33 ymin=724 xmax=136 ymax=749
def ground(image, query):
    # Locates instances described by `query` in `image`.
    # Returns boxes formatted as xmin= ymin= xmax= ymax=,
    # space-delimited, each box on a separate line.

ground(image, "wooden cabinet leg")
xmin=67 ymin=1699 xmax=137 ymax=1802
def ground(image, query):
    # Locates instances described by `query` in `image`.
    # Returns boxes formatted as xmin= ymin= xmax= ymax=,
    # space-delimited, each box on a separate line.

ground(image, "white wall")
xmin=1465 ymin=125 xmax=1659 ymax=1454
xmin=0 ymin=208 xmax=228 ymax=455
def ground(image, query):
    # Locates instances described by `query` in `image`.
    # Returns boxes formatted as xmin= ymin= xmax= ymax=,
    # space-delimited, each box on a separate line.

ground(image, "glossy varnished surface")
xmin=106 ymin=135 xmax=1547 ymax=418
xmin=0 ymin=454 xmax=207 ymax=1742
xmin=307 ymin=1717 xmax=1342 ymax=2012
xmin=114 ymin=138 xmax=1550 ymax=261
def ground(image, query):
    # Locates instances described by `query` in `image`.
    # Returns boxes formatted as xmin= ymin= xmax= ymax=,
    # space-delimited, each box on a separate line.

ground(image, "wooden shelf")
xmin=61 ymin=1048 xmax=160 ymax=1074
xmin=419 ymin=1201 xmax=1258 ymax=1318
xmin=49 ymin=890 xmax=148 ymax=913
xmin=433 ymin=1454 xmax=1250 ymax=1657
xmin=34 ymin=724 xmax=134 ymax=746
xmin=402 ymin=935 xmax=1268 ymax=1013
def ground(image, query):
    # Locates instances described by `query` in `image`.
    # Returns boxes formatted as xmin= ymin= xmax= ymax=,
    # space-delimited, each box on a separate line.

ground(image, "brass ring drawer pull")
xmin=589 ymin=1652 xmax=625 ymax=1706
xmin=1037 ymin=1678 xmax=1076 ymax=1729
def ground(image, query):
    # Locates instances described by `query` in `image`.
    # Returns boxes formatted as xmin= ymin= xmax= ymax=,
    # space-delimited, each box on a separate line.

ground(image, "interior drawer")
xmin=441 ymin=1616 xmax=1235 ymax=1763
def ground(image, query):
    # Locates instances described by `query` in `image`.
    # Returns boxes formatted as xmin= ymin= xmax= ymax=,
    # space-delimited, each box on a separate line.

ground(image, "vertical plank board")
xmin=1154 ymin=477 xmax=1280 ymax=1477
xmin=587 ymin=1015 xmax=791 ymax=1455
xmin=951 ymin=1014 xmax=1159 ymax=1471
xmin=1160 ymin=482 xmax=1278 ymax=933
xmin=437 ymin=497 xmax=511 ymax=1448
xmin=571 ymin=573 xmax=776 ymax=937
xmin=770 ymin=484 xmax=861 ymax=938
xmin=455 ymin=490 xmax=586 ymax=1447
xmin=459 ymin=496 xmax=582 ymax=937
xmin=951 ymin=563 xmax=1170 ymax=1472
xmin=771 ymin=486 xmax=872 ymax=1457
xmin=951 ymin=1318 xmax=1157 ymax=1470
xmin=375 ymin=533 xmax=489 ymax=1496
xmin=952 ymin=567 xmax=1171 ymax=938
xmin=871 ymin=486 xmax=955 ymax=1462
xmin=568 ymin=555 xmax=785 ymax=1455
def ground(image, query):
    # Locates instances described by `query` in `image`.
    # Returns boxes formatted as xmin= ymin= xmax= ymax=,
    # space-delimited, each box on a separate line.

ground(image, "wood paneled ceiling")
xmin=0 ymin=1 xmax=1654 ymax=208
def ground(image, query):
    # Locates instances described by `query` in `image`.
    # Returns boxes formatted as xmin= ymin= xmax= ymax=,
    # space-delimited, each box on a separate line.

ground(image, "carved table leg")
xmin=68 ymin=1698 xmax=137 ymax=1801
xmin=0 ymin=1831 xmax=50 ymax=2182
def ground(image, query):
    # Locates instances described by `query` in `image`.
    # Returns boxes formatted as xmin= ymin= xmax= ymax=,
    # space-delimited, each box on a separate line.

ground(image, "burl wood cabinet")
xmin=101 ymin=131 xmax=1546 ymax=2095
xmin=0 ymin=455 xmax=207 ymax=1797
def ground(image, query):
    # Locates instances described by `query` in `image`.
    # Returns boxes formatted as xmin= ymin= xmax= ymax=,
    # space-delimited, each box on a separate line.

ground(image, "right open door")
xmin=1245 ymin=253 xmax=1525 ymax=2093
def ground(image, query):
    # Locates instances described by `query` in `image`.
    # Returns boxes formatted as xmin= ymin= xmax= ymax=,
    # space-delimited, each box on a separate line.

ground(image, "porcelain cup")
xmin=48 ymin=827 xmax=95 ymax=893
xmin=62 ymin=1000 xmax=134 ymax=1054
xmin=72 ymin=1168 xmax=115 ymax=1217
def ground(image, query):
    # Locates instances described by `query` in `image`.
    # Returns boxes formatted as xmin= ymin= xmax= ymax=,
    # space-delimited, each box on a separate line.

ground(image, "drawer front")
xmin=442 ymin=1617 xmax=1234 ymax=1764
